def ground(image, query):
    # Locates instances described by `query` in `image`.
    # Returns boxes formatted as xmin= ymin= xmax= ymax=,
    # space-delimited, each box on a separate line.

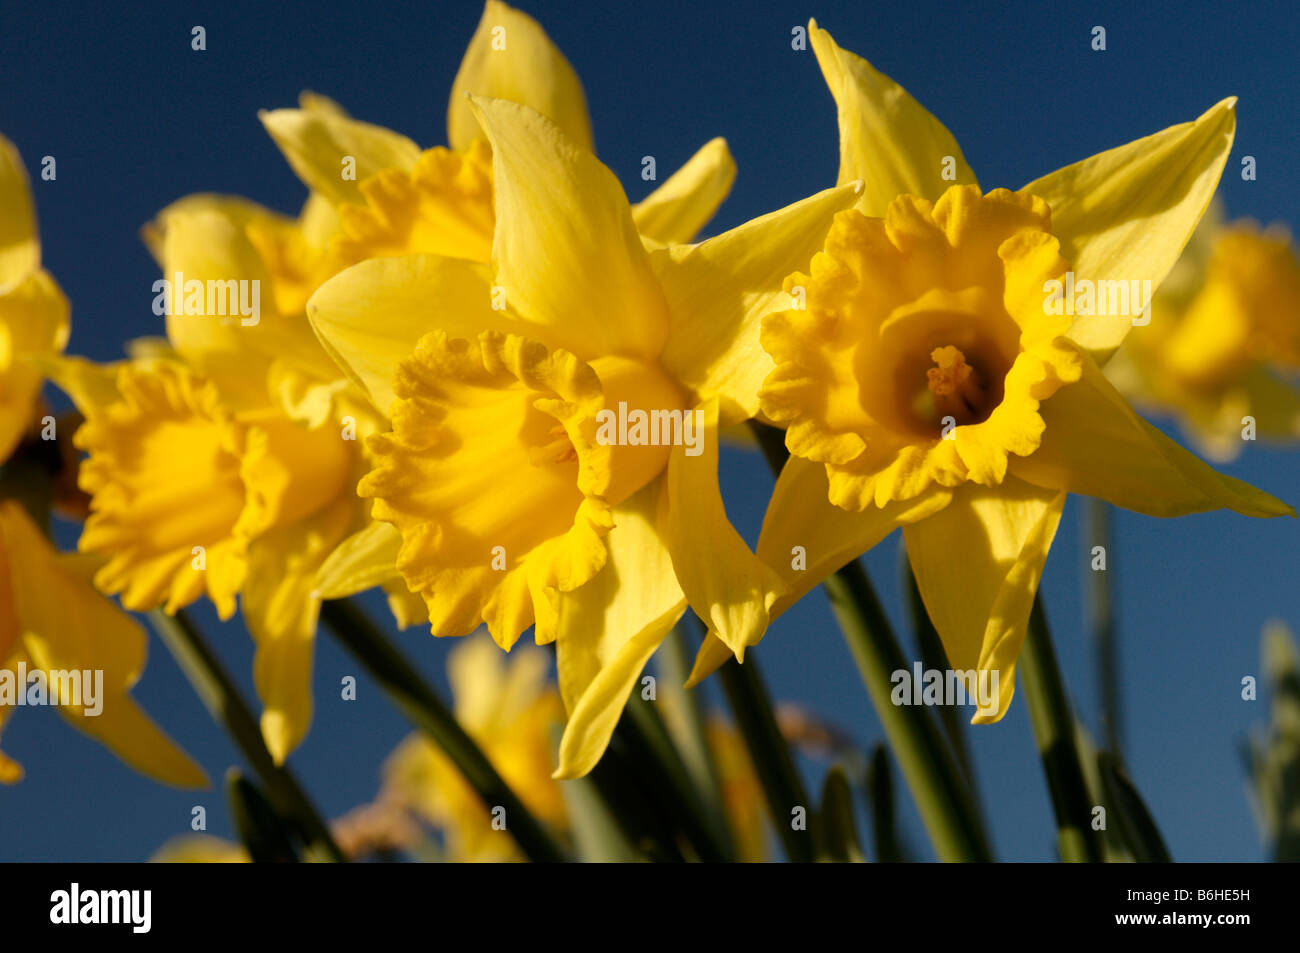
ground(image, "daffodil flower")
xmin=151 ymin=0 xmax=736 ymax=416
xmin=1108 ymin=209 xmax=1300 ymax=461
xmin=381 ymin=634 xmax=566 ymax=862
xmin=49 ymin=353 xmax=365 ymax=763
xmin=0 ymin=134 xmax=203 ymax=788
xmin=122 ymin=0 xmax=748 ymax=764
xmin=708 ymin=22 xmax=1294 ymax=723
xmin=307 ymin=96 xmax=862 ymax=777
xmin=0 ymin=133 xmax=68 ymax=465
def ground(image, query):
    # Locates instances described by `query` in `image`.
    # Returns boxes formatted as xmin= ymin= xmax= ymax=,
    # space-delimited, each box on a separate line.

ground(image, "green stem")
xmin=147 ymin=609 xmax=344 ymax=863
xmin=1086 ymin=498 xmax=1122 ymax=759
xmin=715 ymin=644 xmax=814 ymax=862
xmin=904 ymin=557 xmax=979 ymax=789
xmin=319 ymin=599 xmax=567 ymax=863
xmin=621 ymin=695 xmax=734 ymax=861
xmin=658 ymin=625 xmax=734 ymax=851
xmin=1021 ymin=596 xmax=1105 ymax=863
xmin=825 ymin=561 xmax=991 ymax=861
xmin=748 ymin=421 xmax=991 ymax=862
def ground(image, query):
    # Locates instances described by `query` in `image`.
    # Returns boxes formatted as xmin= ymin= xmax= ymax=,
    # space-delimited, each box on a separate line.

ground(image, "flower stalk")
xmin=147 ymin=609 xmax=345 ymax=863
xmin=1021 ymin=595 xmax=1106 ymax=862
xmin=714 ymin=638 xmax=814 ymax=862
xmin=749 ymin=420 xmax=991 ymax=862
xmin=319 ymin=598 xmax=568 ymax=863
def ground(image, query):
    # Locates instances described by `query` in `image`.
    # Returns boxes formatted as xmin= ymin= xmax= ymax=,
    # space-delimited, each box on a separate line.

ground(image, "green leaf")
xmin=225 ymin=768 xmax=299 ymax=863
xmin=866 ymin=744 xmax=905 ymax=862
xmin=1097 ymin=752 xmax=1171 ymax=863
xmin=818 ymin=764 xmax=865 ymax=862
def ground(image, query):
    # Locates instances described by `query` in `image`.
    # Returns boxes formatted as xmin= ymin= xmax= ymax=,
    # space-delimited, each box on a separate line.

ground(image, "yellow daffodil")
xmin=0 ymin=134 xmax=203 ymax=789
xmin=0 ymin=133 xmax=68 ymax=465
xmin=308 ymin=95 xmax=862 ymax=778
xmin=149 ymin=0 xmax=735 ymax=419
xmin=704 ymin=22 xmax=1294 ymax=723
xmin=1108 ymin=211 xmax=1300 ymax=460
xmin=51 ymin=353 xmax=365 ymax=764
xmin=104 ymin=1 xmax=740 ymax=766
xmin=381 ymin=634 xmax=565 ymax=861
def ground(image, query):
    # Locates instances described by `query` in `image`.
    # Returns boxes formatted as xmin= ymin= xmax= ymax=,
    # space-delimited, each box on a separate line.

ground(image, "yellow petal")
xmin=756 ymin=454 xmax=955 ymax=617
xmin=142 ymin=193 xmax=290 ymax=268
xmin=314 ymin=519 xmax=403 ymax=599
xmin=151 ymin=207 xmax=278 ymax=405
xmin=631 ymin=138 xmax=736 ymax=245
xmin=470 ymin=96 xmax=670 ymax=360
xmin=306 ymin=254 xmax=519 ymax=413
xmin=40 ymin=354 xmax=122 ymax=411
xmin=245 ymin=500 xmax=354 ymax=763
xmin=1013 ymin=349 xmax=1293 ymax=518
xmin=448 ymin=0 xmax=593 ymax=154
xmin=0 ymin=268 xmax=69 ymax=462
xmin=259 ymin=108 xmax=420 ymax=207
xmin=0 ymin=502 xmax=207 ymax=787
xmin=0 ymin=133 xmax=39 ymax=292
xmin=653 ymin=182 xmax=863 ymax=423
xmin=687 ymin=451 xmax=949 ymax=688
xmin=554 ymin=481 xmax=686 ymax=778
xmin=1021 ymin=98 xmax=1237 ymax=362
xmin=903 ymin=479 xmax=1066 ymax=724
xmin=808 ymin=20 xmax=977 ymax=215
xmin=661 ymin=398 xmax=784 ymax=661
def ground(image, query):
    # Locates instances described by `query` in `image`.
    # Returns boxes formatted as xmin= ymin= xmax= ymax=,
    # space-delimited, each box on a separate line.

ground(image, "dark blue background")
xmin=1 ymin=0 xmax=1296 ymax=861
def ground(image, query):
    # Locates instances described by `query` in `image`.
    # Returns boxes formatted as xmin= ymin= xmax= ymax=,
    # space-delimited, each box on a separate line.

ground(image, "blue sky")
xmin=1 ymin=0 xmax=1296 ymax=860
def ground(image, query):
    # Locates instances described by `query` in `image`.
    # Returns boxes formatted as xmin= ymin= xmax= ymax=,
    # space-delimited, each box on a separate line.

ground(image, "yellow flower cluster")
xmin=3 ymin=4 xmax=1294 ymax=817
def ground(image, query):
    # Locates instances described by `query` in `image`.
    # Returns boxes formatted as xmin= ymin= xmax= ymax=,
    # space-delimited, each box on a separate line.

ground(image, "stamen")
xmin=530 ymin=422 xmax=578 ymax=466
xmin=926 ymin=346 xmax=986 ymax=422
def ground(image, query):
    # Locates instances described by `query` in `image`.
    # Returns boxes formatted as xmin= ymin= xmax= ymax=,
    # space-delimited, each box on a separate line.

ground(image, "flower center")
xmin=532 ymin=423 xmax=579 ymax=466
xmin=926 ymin=345 xmax=992 ymax=426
